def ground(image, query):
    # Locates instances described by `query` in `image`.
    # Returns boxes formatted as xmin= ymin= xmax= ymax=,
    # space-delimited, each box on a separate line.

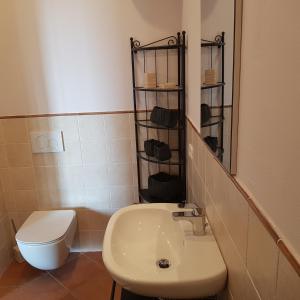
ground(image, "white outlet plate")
xmin=188 ymin=143 xmax=194 ymax=159
xmin=30 ymin=131 xmax=65 ymax=153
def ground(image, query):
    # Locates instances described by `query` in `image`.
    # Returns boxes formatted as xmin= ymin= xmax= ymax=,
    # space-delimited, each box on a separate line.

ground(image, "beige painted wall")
xmin=0 ymin=0 xmax=182 ymax=116
xmin=237 ymin=0 xmax=300 ymax=260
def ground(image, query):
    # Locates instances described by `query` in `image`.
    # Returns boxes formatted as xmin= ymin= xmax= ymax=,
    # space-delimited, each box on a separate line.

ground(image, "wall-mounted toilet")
xmin=15 ymin=210 xmax=77 ymax=270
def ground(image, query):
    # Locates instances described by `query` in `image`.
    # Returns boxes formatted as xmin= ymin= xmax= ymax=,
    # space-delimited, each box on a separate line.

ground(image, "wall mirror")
xmin=200 ymin=0 xmax=242 ymax=174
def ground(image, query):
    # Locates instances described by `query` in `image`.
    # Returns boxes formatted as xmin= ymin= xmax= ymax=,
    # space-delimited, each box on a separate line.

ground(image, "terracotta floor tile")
xmin=69 ymin=275 xmax=113 ymax=300
xmin=0 ymin=261 xmax=43 ymax=287
xmin=0 ymin=274 xmax=76 ymax=300
xmin=84 ymin=252 xmax=108 ymax=271
xmin=51 ymin=255 xmax=112 ymax=300
xmin=84 ymin=251 xmax=103 ymax=264
xmin=0 ymin=252 xmax=119 ymax=300
xmin=0 ymin=287 xmax=21 ymax=300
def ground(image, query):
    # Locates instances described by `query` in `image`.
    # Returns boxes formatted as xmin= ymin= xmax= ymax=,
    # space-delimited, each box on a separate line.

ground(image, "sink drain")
xmin=157 ymin=258 xmax=170 ymax=269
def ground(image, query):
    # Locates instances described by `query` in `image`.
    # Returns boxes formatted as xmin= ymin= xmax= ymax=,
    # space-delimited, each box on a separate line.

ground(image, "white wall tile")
xmin=5 ymin=143 xmax=33 ymax=167
xmin=81 ymin=140 xmax=108 ymax=165
xmin=82 ymin=164 xmax=108 ymax=188
xmin=37 ymin=188 xmax=85 ymax=210
xmin=35 ymin=166 xmax=84 ymax=190
xmin=247 ymin=210 xmax=279 ymax=300
xmin=275 ymin=252 xmax=300 ymax=300
xmin=2 ymin=119 xmax=29 ymax=143
xmin=84 ymin=187 xmax=110 ymax=210
xmin=107 ymin=139 xmax=133 ymax=163
xmin=205 ymin=191 xmax=260 ymax=300
xmin=14 ymin=190 xmax=38 ymax=212
xmin=0 ymin=145 xmax=9 ymax=168
xmin=10 ymin=167 xmax=36 ymax=190
xmin=110 ymin=186 xmax=135 ymax=209
xmin=219 ymin=179 xmax=249 ymax=262
xmin=78 ymin=115 xmax=106 ymax=142
xmin=104 ymin=114 xmax=130 ymax=140
xmin=107 ymin=163 xmax=133 ymax=186
xmin=0 ymin=121 xmax=5 ymax=145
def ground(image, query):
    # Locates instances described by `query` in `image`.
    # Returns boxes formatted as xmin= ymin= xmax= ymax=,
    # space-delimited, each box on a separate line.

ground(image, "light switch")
xmin=30 ymin=131 xmax=65 ymax=153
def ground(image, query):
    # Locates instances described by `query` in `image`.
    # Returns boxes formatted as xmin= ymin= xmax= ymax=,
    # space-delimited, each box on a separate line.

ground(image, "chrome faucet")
xmin=172 ymin=203 xmax=207 ymax=235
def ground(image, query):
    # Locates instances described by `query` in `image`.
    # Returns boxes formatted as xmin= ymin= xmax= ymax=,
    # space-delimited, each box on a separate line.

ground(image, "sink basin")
xmin=103 ymin=203 xmax=227 ymax=299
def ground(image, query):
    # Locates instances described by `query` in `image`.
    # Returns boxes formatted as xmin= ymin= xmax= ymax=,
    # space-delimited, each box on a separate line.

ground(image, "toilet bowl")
xmin=16 ymin=210 xmax=77 ymax=270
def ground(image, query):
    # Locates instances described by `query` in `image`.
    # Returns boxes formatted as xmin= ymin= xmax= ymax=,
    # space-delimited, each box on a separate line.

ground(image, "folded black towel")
xmin=201 ymin=104 xmax=211 ymax=125
xmin=204 ymin=136 xmax=218 ymax=152
xmin=150 ymin=106 xmax=178 ymax=128
xmin=148 ymin=172 xmax=183 ymax=201
xmin=144 ymin=139 xmax=171 ymax=161
xmin=144 ymin=139 xmax=160 ymax=157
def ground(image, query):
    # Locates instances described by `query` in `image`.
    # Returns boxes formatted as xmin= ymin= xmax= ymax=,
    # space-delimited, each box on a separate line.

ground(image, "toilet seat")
xmin=16 ymin=210 xmax=76 ymax=245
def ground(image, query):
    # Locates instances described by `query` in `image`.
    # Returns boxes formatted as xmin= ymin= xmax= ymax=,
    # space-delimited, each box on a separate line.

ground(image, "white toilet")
xmin=15 ymin=210 xmax=77 ymax=270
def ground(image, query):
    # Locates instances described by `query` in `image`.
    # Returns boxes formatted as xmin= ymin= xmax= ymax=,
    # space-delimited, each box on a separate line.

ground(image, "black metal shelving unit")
xmin=201 ymin=32 xmax=225 ymax=161
xmin=130 ymin=32 xmax=186 ymax=204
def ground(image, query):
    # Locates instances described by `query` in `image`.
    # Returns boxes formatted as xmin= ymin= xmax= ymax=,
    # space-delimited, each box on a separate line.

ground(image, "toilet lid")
xmin=16 ymin=210 xmax=76 ymax=245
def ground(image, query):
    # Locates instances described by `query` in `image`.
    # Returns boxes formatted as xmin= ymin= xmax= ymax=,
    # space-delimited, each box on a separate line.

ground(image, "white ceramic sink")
xmin=103 ymin=203 xmax=227 ymax=299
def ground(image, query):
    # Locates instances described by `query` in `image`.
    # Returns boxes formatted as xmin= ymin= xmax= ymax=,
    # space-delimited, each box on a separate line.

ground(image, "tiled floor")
xmin=0 ymin=252 xmax=121 ymax=300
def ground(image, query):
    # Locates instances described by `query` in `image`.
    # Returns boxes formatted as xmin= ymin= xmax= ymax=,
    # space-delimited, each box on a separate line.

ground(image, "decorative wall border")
xmin=187 ymin=117 xmax=300 ymax=277
xmin=0 ymin=110 xmax=135 ymax=119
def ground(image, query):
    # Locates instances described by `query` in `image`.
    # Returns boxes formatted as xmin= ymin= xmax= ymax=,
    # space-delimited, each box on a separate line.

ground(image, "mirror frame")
xmin=230 ymin=0 xmax=243 ymax=175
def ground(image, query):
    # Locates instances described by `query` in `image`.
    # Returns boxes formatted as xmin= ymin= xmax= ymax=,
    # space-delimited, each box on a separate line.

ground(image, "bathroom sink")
xmin=103 ymin=203 xmax=227 ymax=299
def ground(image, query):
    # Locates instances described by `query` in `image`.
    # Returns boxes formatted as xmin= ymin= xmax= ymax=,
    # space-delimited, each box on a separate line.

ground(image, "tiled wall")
xmin=0 ymin=113 xmax=138 ymax=252
xmin=0 ymin=183 xmax=12 ymax=275
xmin=186 ymin=120 xmax=300 ymax=300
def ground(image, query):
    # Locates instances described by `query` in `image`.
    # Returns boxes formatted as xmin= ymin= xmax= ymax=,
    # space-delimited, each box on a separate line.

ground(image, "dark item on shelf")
xmin=144 ymin=139 xmax=160 ymax=157
xmin=150 ymin=106 xmax=178 ymax=128
xmin=148 ymin=172 xmax=183 ymax=201
xmin=154 ymin=142 xmax=171 ymax=161
xmin=204 ymin=136 xmax=218 ymax=153
xmin=144 ymin=139 xmax=172 ymax=161
xmin=201 ymin=104 xmax=211 ymax=124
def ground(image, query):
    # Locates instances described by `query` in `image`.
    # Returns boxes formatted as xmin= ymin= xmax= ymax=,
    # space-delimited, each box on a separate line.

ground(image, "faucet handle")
xmin=178 ymin=202 xmax=197 ymax=209
xmin=192 ymin=207 xmax=206 ymax=217
xmin=178 ymin=203 xmax=206 ymax=217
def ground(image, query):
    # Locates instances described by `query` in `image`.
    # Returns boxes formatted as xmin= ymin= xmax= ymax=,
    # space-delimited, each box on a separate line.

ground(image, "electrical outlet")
xmin=188 ymin=143 xmax=194 ymax=159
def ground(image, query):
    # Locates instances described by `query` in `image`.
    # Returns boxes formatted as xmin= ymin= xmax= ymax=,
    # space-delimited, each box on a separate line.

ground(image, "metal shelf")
xmin=137 ymin=151 xmax=183 ymax=166
xmin=201 ymin=35 xmax=225 ymax=48
xmin=132 ymin=44 xmax=181 ymax=52
xmin=201 ymin=116 xmax=223 ymax=128
xmin=134 ymin=86 xmax=183 ymax=92
xmin=131 ymin=32 xmax=186 ymax=204
xmin=201 ymin=41 xmax=225 ymax=47
xmin=201 ymin=82 xmax=225 ymax=90
xmin=135 ymin=120 xmax=182 ymax=130
xmin=131 ymin=35 xmax=184 ymax=52
xmin=200 ymin=32 xmax=225 ymax=163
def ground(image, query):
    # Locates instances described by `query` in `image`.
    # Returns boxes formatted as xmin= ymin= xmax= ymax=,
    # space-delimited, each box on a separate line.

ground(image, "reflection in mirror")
xmin=200 ymin=0 xmax=242 ymax=173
